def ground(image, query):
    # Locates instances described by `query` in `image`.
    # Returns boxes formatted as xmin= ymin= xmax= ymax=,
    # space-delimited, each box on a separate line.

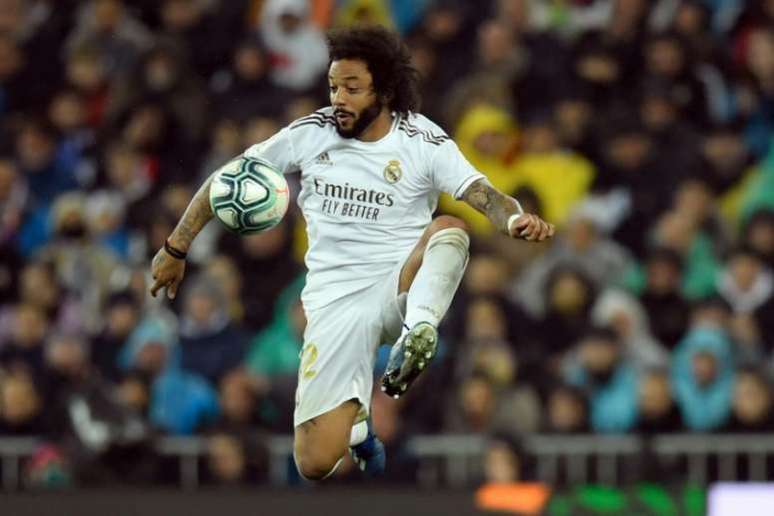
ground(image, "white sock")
xmin=349 ymin=420 xmax=368 ymax=447
xmin=403 ymin=227 xmax=469 ymax=335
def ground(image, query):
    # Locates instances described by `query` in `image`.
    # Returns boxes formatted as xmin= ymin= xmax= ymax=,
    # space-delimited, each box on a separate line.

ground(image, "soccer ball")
xmin=209 ymin=156 xmax=290 ymax=235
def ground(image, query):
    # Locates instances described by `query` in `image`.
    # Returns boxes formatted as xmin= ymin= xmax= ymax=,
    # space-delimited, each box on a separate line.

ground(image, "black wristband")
xmin=164 ymin=239 xmax=187 ymax=260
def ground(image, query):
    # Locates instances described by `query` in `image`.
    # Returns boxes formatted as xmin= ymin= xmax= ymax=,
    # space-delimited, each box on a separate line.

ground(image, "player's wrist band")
xmin=164 ymin=239 xmax=187 ymax=260
xmin=507 ymin=202 xmax=524 ymax=234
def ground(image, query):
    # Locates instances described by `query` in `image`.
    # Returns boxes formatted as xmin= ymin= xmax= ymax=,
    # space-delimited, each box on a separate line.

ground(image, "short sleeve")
xmin=429 ymin=139 xmax=485 ymax=199
xmin=243 ymin=126 xmax=300 ymax=174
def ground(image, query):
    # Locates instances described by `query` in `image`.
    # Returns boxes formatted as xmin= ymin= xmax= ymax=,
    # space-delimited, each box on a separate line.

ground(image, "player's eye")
xmin=329 ymin=85 xmax=338 ymax=93
xmin=347 ymin=88 xmax=360 ymax=94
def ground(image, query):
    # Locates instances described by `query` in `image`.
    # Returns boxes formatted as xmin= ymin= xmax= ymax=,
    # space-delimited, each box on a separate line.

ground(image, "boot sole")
xmin=380 ymin=323 xmax=438 ymax=398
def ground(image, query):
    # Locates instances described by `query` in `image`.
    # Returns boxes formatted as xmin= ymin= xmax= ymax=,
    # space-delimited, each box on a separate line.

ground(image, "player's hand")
xmin=509 ymin=213 xmax=555 ymax=242
xmin=150 ymin=247 xmax=186 ymax=299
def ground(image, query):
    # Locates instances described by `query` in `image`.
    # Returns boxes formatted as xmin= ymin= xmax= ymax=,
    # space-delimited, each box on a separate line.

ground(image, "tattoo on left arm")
xmin=461 ymin=178 xmax=522 ymax=235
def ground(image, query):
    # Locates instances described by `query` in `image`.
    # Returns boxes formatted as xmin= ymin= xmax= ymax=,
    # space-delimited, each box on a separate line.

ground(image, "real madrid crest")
xmin=383 ymin=160 xmax=402 ymax=184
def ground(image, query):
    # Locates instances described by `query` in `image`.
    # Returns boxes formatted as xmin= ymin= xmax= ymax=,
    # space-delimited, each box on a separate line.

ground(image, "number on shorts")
xmin=300 ymin=343 xmax=318 ymax=380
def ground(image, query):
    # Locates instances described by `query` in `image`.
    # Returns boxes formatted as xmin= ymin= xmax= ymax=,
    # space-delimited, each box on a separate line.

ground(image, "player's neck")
xmin=356 ymin=109 xmax=394 ymax=143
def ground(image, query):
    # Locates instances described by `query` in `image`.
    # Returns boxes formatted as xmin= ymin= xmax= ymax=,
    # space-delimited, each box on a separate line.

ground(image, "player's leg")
xmin=348 ymin=415 xmax=385 ymax=474
xmin=381 ymin=215 xmax=470 ymax=397
xmin=294 ymin=289 xmax=388 ymax=479
xmin=396 ymin=215 xmax=470 ymax=295
xmin=294 ymin=399 xmax=360 ymax=480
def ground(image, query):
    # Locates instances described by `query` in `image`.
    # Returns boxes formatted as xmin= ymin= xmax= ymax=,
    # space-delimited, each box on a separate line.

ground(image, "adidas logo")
xmin=315 ymin=152 xmax=333 ymax=165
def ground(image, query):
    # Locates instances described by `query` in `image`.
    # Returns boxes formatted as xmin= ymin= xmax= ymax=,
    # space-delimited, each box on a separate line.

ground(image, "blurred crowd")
xmin=1 ymin=0 xmax=774 ymax=488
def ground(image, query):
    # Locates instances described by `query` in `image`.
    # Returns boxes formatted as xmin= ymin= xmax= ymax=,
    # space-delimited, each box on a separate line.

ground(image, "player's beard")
xmin=334 ymin=97 xmax=383 ymax=139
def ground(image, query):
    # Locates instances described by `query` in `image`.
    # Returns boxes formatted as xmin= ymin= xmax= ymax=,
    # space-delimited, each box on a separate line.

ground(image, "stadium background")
xmin=1 ymin=0 xmax=774 ymax=514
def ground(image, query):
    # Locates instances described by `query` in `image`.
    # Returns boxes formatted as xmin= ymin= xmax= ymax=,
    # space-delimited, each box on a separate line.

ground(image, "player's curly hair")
xmin=326 ymin=25 xmax=421 ymax=115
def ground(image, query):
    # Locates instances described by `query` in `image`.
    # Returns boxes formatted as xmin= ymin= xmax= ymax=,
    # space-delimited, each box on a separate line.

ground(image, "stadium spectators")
xmin=0 ymin=0 xmax=773 ymax=488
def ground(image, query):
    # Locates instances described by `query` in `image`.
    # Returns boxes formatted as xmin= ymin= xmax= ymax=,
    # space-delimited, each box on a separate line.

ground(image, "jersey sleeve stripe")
xmin=291 ymin=116 xmax=336 ymax=130
xmin=401 ymin=118 xmax=449 ymax=138
xmin=291 ymin=114 xmax=333 ymax=125
xmin=294 ymin=114 xmax=327 ymax=124
xmin=290 ymin=111 xmax=336 ymax=129
xmin=398 ymin=119 xmax=451 ymax=146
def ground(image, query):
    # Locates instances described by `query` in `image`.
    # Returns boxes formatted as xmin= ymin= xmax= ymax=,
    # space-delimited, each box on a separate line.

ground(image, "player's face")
xmin=328 ymin=59 xmax=384 ymax=139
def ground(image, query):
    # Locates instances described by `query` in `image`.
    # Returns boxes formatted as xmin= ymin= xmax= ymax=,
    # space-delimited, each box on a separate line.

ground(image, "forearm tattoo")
xmin=169 ymin=174 xmax=215 ymax=251
xmin=461 ymin=178 xmax=522 ymax=235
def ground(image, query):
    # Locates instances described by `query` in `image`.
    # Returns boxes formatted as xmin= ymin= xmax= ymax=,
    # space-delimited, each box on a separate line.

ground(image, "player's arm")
xmin=149 ymin=121 xmax=298 ymax=299
xmin=149 ymin=171 xmax=218 ymax=299
xmin=461 ymin=178 xmax=555 ymax=241
xmin=168 ymin=174 xmax=216 ymax=252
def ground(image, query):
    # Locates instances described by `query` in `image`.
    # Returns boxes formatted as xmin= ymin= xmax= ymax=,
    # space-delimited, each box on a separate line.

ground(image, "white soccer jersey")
xmin=244 ymin=107 xmax=484 ymax=310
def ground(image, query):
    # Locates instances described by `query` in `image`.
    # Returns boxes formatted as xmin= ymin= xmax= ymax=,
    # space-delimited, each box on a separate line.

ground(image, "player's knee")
xmin=296 ymin=459 xmax=329 ymax=481
xmin=295 ymin=451 xmax=343 ymax=481
xmin=430 ymin=215 xmax=469 ymax=235
xmin=426 ymin=217 xmax=470 ymax=255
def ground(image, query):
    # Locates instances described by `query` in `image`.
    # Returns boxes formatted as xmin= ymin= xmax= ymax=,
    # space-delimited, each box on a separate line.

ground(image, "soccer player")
xmin=150 ymin=26 xmax=554 ymax=481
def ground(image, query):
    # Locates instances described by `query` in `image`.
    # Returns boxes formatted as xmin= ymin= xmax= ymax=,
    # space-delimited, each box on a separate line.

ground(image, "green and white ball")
xmin=209 ymin=156 xmax=290 ymax=235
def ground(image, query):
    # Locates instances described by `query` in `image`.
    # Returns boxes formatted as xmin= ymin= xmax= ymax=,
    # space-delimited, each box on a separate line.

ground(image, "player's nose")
xmin=332 ymin=96 xmax=346 ymax=110
xmin=331 ymin=89 xmax=349 ymax=108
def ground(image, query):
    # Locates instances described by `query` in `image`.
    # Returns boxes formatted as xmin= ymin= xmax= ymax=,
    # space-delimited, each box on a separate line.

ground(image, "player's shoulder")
xmin=288 ymin=107 xmax=337 ymax=132
xmin=396 ymin=112 xmax=452 ymax=147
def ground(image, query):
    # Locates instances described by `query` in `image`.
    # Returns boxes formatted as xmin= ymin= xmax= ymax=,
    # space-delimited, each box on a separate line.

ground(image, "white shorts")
xmin=293 ymin=260 xmax=406 ymax=427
